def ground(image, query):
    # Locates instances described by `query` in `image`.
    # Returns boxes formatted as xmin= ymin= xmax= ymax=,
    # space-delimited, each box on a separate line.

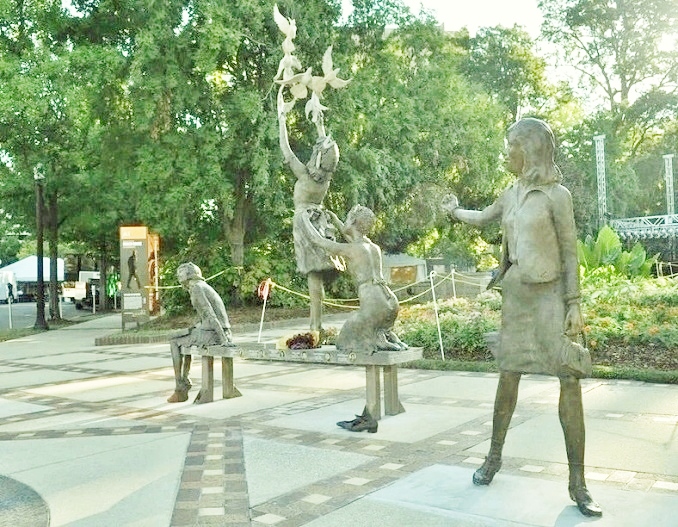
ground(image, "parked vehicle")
xmin=61 ymin=271 xmax=100 ymax=309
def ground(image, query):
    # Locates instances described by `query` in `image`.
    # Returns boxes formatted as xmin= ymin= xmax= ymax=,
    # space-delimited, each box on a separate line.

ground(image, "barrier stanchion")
xmin=429 ymin=271 xmax=445 ymax=360
xmin=257 ymin=278 xmax=273 ymax=343
xmin=451 ymin=268 xmax=457 ymax=299
xmin=7 ymin=297 xmax=12 ymax=329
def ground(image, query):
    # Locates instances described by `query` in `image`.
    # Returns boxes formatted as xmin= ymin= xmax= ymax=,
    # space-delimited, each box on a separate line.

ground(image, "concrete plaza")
xmin=0 ymin=314 xmax=676 ymax=526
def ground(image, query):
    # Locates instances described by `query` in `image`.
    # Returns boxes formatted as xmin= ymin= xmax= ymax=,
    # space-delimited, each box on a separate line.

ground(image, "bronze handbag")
xmin=560 ymin=335 xmax=592 ymax=378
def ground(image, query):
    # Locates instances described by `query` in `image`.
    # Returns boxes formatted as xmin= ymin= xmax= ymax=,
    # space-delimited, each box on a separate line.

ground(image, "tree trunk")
xmin=223 ymin=174 xmax=250 ymax=305
xmin=98 ymin=244 xmax=108 ymax=312
xmin=226 ymin=181 xmax=248 ymax=268
xmin=34 ymin=177 xmax=48 ymax=330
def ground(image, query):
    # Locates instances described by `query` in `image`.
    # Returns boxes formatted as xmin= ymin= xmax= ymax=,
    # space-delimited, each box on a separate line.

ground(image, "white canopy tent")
xmin=0 ymin=256 xmax=65 ymax=282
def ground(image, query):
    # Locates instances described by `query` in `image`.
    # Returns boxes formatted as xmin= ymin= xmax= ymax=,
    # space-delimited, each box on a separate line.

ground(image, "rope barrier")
xmin=146 ymin=268 xmax=230 ymax=291
xmin=147 ymin=265 xmax=487 ymax=298
xmin=260 ymin=269 xmax=480 ymax=308
xmin=137 ymin=265 xmax=493 ymax=365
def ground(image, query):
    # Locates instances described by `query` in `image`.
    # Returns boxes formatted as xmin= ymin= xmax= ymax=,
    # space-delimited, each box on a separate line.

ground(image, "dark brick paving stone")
xmin=176 ymin=488 xmax=201 ymax=501
xmin=181 ymin=470 xmax=205 ymax=482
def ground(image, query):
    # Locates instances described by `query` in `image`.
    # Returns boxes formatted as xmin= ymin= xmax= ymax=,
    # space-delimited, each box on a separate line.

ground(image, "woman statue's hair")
xmin=507 ymin=117 xmax=561 ymax=184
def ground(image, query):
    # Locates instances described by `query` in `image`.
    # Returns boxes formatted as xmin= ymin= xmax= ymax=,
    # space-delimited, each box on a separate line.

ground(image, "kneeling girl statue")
xmin=302 ymin=205 xmax=407 ymax=353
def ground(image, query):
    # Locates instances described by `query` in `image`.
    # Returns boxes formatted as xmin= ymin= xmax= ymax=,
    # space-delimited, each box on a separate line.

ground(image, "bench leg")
xmin=365 ymin=365 xmax=381 ymax=420
xmin=221 ymin=357 xmax=242 ymax=399
xmin=194 ymin=356 xmax=214 ymax=404
xmin=383 ymin=365 xmax=405 ymax=415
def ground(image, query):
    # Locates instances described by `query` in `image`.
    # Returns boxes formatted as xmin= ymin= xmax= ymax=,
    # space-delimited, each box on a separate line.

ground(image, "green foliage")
xmin=590 ymin=366 xmax=678 ymax=384
xmin=2 ymin=0 xmax=676 ymax=318
xmin=540 ymin=0 xmax=678 ymax=236
xmin=454 ymin=25 xmax=551 ymax=121
xmin=577 ymin=225 xmax=658 ymax=278
xmin=329 ymin=18 xmax=508 ymax=254
xmin=405 ymin=359 xmax=498 ymax=373
xmin=579 ymin=274 xmax=678 ymax=350
xmin=540 ymin=0 xmax=678 ymax=115
xmin=395 ymin=293 xmax=500 ymax=360
xmin=394 ymin=275 xmax=678 ymax=380
xmin=0 ymin=231 xmax=22 ymax=266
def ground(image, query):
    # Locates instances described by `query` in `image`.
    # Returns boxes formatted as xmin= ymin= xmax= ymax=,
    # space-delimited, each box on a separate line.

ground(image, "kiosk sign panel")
xmin=120 ymin=226 xmax=149 ymax=329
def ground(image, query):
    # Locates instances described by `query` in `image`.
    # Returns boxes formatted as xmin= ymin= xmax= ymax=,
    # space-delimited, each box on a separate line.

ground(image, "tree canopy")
xmin=2 ymin=0 xmax=678 ymax=307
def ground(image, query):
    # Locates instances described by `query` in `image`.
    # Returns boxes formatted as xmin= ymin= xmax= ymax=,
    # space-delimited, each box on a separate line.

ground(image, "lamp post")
xmin=34 ymin=165 xmax=48 ymax=330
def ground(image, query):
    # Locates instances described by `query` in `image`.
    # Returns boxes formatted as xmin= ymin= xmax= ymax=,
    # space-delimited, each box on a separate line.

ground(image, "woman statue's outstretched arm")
xmin=278 ymin=88 xmax=306 ymax=176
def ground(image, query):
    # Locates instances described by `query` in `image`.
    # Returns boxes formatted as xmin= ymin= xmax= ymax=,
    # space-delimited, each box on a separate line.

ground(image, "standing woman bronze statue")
xmin=441 ymin=117 xmax=602 ymax=517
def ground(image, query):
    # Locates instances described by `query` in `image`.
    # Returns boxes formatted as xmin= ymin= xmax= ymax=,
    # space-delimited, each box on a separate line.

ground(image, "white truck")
xmin=61 ymin=271 xmax=100 ymax=309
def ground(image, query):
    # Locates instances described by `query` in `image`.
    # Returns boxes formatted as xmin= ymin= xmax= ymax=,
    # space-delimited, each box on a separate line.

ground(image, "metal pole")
xmin=429 ymin=271 xmax=445 ymax=360
xmin=33 ymin=166 xmax=48 ymax=330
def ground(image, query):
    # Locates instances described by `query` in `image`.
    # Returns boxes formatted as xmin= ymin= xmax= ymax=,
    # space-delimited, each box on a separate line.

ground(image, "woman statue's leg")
xmin=559 ymin=375 xmax=602 ymax=517
xmin=474 ymin=371 xmax=521 ymax=485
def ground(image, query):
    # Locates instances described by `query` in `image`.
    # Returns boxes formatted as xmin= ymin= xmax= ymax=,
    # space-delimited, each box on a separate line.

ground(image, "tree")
xmin=454 ymin=25 xmax=551 ymax=122
xmin=0 ymin=213 xmax=25 ymax=266
xmin=540 ymin=0 xmax=678 ymax=112
xmin=540 ymin=0 xmax=678 ymax=234
xmin=0 ymin=0 xmax=523 ymax=302
xmin=317 ymin=11 xmax=509 ymax=267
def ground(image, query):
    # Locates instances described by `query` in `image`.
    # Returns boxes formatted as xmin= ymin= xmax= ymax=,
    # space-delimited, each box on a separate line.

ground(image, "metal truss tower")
xmin=665 ymin=154 xmax=675 ymax=216
xmin=594 ymin=135 xmax=607 ymax=226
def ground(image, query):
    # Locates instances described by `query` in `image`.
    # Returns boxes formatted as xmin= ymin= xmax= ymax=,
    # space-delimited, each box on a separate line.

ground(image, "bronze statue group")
xmin=164 ymin=6 xmax=603 ymax=518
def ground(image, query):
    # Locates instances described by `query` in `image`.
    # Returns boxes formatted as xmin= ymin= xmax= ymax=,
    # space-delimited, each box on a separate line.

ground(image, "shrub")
xmin=396 ymin=293 xmax=500 ymax=360
xmin=577 ymin=225 xmax=658 ymax=278
xmin=580 ymin=274 xmax=678 ymax=349
xmin=395 ymin=275 xmax=678 ymax=377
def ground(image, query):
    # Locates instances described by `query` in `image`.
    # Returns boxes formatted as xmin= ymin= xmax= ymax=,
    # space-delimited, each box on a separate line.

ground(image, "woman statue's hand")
xmin=441 ymin=194 xmax=460 ymax=216
xmin=564 ymin=303 xmax=584 ymax=337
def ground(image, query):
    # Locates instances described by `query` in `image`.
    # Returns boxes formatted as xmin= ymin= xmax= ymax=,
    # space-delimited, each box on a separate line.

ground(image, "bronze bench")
xmin=236 ymin=344 xmax=423 ymax=420
xmin=183 ymin=342 xmax=422 ymax=417
xmin=180 ymin=344 xmax=242 ymax=404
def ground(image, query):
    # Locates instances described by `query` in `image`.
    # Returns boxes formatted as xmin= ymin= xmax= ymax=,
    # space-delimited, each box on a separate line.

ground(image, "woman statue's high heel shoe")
xmin=472 ymin=456 xmax=502 ymax=485
xmin=569 ymin=485 xmax=602 ymax=517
